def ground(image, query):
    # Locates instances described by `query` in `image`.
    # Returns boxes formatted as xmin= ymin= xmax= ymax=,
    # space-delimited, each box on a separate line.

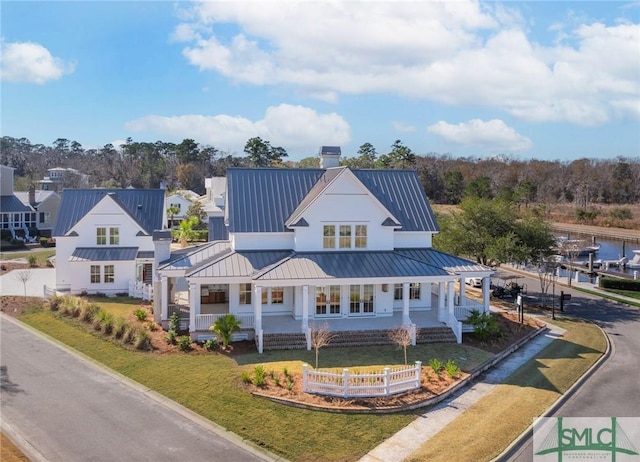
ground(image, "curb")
xmin=490 ymin=320 xmax=612 ymax=461
xmin=0 ymin=313 xmax=285 ymax=462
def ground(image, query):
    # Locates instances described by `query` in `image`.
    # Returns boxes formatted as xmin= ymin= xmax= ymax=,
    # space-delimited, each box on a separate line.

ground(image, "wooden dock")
xmin=551 ymin=223 xmax=640 ymax=244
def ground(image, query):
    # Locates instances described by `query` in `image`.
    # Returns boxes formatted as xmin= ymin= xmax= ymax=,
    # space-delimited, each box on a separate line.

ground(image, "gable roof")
xmin=14 ymin=190 xmax=59 ymax=207
xmin=53 ymin=189 xmax=165 ymax=236
xmin=0 ymin=195 xmax=32 ymax=213
xmin=226 ymin=167 xmax=438 ymax=233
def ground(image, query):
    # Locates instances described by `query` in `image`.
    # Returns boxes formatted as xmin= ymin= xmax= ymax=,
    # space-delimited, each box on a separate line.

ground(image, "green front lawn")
xmin=1 ymin=248 xmax=55 ymax=266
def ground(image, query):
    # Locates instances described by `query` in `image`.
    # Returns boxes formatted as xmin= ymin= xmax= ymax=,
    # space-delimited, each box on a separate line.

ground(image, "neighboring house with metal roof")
xmin=53 ymin=189 xmax=170 ymax=299
xmin=1 ymin=165 xmax=61 ymax=240
xmin=156 ymin=148 xmax=493 ymax=353
xmin=165 ymin=190 xmax=198 ymax=228
xmin=39 ymin=167 xmax=89 ymax=192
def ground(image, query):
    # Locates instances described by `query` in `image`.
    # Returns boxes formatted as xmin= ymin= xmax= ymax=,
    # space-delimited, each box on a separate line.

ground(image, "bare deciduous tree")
xmin=310 ymin=323 xmax=335 ymax=369
xmin=15 ymin=269 xmax=32 ymax=299
xmin=389 ymin=327 xmax=412 ymax=365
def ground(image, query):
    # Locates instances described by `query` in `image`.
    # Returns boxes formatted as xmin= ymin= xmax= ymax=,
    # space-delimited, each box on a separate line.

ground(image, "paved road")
xmin=0 ymin=315 xmax=274 ymax=462
xmin=503 ymin=274 xmax=640 ymax=462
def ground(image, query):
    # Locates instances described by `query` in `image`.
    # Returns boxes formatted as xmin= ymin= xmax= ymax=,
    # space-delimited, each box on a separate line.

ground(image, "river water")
xmin=554 ymin=232 xmax=640 ymax=281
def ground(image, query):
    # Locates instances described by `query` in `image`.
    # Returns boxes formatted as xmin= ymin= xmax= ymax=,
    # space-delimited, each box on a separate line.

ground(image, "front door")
xmin=349 ymin=284 xmax=374 ymax=316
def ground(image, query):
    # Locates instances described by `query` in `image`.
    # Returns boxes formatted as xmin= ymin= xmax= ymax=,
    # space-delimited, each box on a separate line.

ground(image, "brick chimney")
xmin=319 ymin=146 xmax=341 ymax=169
xmin=29 ymin=184 xmax=36 ymax=205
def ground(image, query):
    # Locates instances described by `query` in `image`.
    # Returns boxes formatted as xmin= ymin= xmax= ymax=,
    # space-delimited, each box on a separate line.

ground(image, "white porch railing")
xmin=302 ymin=361 xmax=422 ymax=398
xmin=454 ymin=299 xmax=484 ymax=322
xmin=195 ymin=313 xmax=255 ymax=331
xmin=128 ymin=281 xmax=153 ymax=301
xmin=445 ymin=309 xmax=462 ymax=344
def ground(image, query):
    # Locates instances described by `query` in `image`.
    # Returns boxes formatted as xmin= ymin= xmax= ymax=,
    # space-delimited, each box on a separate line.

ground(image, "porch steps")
xmin=261 ymin=326 xmax=457 ymax=351
xmin=262 ymin=333 xmax=307 ymax=350
xmin=416 ymin=326 xmax=457 ymax=344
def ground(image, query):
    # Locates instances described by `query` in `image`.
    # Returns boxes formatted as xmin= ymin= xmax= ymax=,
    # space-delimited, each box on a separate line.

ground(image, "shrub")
xmin=39 ymin=237 xmax=49 ymax=247
xmin=92 ymin=309 xmax=108 ymax=331
xmin=252 ymin=365 xmax=268 ymax=387
xmin=80 ymin=303 xmax=101 ymax=323
xmin=466 ymin=309 xmax=501 ymax=341
xmin=285 ymin=375 xmax=295 ymax=392
xmin=113 ymin=317 xmax=128 ymax=339
xmin=445 ymin=359 xmax=461 ymax=378
xmin=134 ymin=308 xmax=148 ymax=322
xmin=165 ymin=330 xmax=177 ymax=345
xmin=210 ymin=314 xmax=241 ymax=350
xmin=168 ymin=311 xmax=180 ymax=332
xmin=134 ymin=330 xmax=152 ymax=350
xmin=428 ymin=358 xmax=443 ymax=376
xmin=27 ymin=255 xmax=37 ymax=267
xmin=202 ymin=338 xmax=217 ymax=351
xmin=101 ymin=312 xmax=115 ymax=335
xmin=145 ymin=321 xmax=159 ymax=332
xmin=609 ymin=207 xmax=632 ymax=221
xmin=241 ymin=371 xmax=252 ymax=384
xmin=177 ymin=335 xmax=192 ymax=352
xmin=49 ymin=296 xmax=63 ymax=311
xmin=123 ymin=326 xmax=138 ymax=345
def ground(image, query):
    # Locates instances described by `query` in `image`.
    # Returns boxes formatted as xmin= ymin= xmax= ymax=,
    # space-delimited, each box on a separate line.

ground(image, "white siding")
xmin=393 ymin=231 xmax=434 ymax=249
xmin=232 ymin=232 xmax=293 ymax=250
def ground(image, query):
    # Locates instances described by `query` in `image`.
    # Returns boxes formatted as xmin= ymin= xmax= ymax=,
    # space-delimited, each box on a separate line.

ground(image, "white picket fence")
xmin=128 ymin=281 xmax=153 ymax=301
xmin=302 ymin=361 xmax=422 ymax=398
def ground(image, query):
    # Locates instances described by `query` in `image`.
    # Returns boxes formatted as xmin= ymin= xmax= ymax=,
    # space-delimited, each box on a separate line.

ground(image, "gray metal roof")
xmin=226 ymin=168 xmax=323 ymax=233
xmin=53 ymin=189 xmax=165 ymax=237
xmin=395 ymin=248 xmax=491 ymax=273
xmin=254 ymin=251 xmax=450 ymax=281
xmin=69 ymin=247 xmax=139 ymax=262
xmin=226 ymin=167 xmax=438 ymax=233
xmin=352 ymin=170 xmax=439 ymax=232
xmin=208 ymin=216 xmax=229 ymax=241
xmin=187 ymin=250 xmax=291 ymax=278
xmin=136 ymin=251 xmax=155 ymax=259
xmin=159 ymin=241 xmax=232 ymax=271
xmin=1 ymin=195 xmax=32 ymax=213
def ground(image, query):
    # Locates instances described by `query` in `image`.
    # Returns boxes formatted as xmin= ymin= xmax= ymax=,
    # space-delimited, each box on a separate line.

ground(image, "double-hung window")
xmin=90 ymin=265 xmax=100 ymax=283
xmin=104 ymin=265 xmax=115 ymax=283
xmin=109 ymin=227 xmax=119 ymax=245
xmin=323 ymin=225 xmax=335 ymax=249
xmin=96 ymin=227 xmax=107 ymax=245
xmin=239 ymin=283 xmax=252 ymax=305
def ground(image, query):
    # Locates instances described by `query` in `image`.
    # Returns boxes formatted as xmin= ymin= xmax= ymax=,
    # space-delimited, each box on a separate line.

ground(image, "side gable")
xmin=53 ymin=189 xmax=165 ymax=236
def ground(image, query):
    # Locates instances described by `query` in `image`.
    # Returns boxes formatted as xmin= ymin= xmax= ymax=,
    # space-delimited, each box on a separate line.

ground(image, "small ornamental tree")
xmin=310 ymin=323 xmax=335 ymax=369
xmin=389 ymin=327 xmax=412 ymax=365
xmin=15 ymin=269 xmax=32 ymax=299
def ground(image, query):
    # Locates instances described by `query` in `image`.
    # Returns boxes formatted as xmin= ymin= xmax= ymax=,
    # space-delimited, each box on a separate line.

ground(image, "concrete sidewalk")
xmin=359 ymin=322 xmax=565 ymax=462
xmin=0 ymin=267 xmax=55 ymax=297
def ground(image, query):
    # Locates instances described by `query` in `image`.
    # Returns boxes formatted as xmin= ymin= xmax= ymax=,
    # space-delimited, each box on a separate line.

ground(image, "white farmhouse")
xmin=155 ymin=147 xmax=493 ymax=352
xmin=53 ymin=189 xmax=169 ymax=299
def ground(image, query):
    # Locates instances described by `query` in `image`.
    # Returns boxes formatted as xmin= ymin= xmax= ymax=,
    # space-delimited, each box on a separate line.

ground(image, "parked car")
xmin=465 ymin=277 xmax=482 ymax=288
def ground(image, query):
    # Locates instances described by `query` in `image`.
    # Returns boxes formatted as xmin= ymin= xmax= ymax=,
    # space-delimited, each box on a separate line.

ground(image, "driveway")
xmin=0 ymin=315 xmax=275 ymax=462
xmin=0 ymin=268 xmax=55 ymax=297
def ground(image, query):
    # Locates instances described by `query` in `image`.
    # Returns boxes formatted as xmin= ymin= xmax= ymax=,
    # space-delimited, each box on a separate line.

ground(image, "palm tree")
xmin=167 ymin=204 xmax=180 ymax=228
xmin=210 ymin=314 xmax=241 ymax=350
xmin=176 ymin=216 xmax=199 ymax=247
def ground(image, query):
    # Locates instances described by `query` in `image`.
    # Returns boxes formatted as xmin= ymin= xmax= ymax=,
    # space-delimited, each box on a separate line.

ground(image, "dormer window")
xmin=323 ymin=224 xmax=367 ymax=250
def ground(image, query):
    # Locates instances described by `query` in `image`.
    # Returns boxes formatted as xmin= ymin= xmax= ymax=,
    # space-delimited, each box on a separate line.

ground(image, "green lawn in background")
xmin=1 ymin=248 xmax=55 ymax=266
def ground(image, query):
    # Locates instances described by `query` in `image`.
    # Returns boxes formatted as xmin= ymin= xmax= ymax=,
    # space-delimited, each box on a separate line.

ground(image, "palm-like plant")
xmin=210 ymin=314 xmax=241 ymax=350
xmin=176 ymin=216 xmax=199 ymax=247
xmin=167 ymin=204 xmax=180 ymax=228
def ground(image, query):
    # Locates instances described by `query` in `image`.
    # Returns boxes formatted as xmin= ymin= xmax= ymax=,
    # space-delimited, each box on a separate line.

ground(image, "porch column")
xmin=438 ymin=282 xmax=446 ymax=322
xmin=302 ymin=285 xmax=309 ymax=330
xmin=254 ymin=286 xmax=263 ymax=354
xmin=160 ymin=276 xmax=168 ymax=321
xmin=402 ymin=282 xmax=410 ymax=324
xmin=482 ymin=277 xmax=490 ymax=313
xmin=459 ymin=277 xmax=466 ymax=301
xmin=189 ymin=281 xmax=199 ymax=334
xmin=447 ymin=281 xmax=455 ymax=319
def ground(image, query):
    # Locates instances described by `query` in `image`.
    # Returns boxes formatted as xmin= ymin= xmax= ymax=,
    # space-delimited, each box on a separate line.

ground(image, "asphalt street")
xmin=502 ymin=273 xmax=640 ymax=462
xmin=0 ymin=314 xmax=276 ymax=462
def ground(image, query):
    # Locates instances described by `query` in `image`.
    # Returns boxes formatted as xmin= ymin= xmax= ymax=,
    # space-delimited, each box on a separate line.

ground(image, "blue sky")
xmin=1 ymin=1 xmax=639 ymax=162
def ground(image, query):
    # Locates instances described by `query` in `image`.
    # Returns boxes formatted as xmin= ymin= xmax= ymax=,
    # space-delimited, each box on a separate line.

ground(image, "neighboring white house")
xmin=39 ymin=167 xmax=89 ymax=192
xmin=155 ymin=147 xmax=493 ymax=353
xmin=165 ymin=190 xmax=198 ymax=228
xmin=1 ymin=165 xmax=61 ymax=240
xmin=53 ymin=189 xmax=169 ymax=298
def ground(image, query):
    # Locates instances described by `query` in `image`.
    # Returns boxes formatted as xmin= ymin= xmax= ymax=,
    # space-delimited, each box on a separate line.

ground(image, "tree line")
xmin=2 ymin=135 xmax=638 ymax=206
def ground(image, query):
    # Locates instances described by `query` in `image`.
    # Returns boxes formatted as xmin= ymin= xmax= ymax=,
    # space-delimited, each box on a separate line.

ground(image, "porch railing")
xmin=195 ymin=313 xmax=255 ymax=331
xmin=454 ymin=299 xmax=484 ymax=322
xmin=445 ymin=309 xmax=462 ymax=343
xmin=302 ymin=361 xmax=422 ymax=398
xmin=168 ymin=304 xmax=190 ymax=317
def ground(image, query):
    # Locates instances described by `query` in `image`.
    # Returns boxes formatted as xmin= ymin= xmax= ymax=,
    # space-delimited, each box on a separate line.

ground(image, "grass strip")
xmin=1 ymin=433 xmax=30 ymax=462
xmin=0 ymin=249 xmax=55 ymax=265
xmin=19 ymin=309 xmax=489 ymax=461
xmin=406 ymin=317 xmax=606 ymax=462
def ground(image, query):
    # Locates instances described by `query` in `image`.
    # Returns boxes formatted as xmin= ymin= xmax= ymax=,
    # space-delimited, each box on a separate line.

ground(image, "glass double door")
xmin=349 ymin=284 xmax=374 ymax=315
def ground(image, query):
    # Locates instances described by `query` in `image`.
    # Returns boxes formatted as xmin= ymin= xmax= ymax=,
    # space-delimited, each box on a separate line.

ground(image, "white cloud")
xmin=427 ymin=119 xmax=533 ymax=153
xmin=0 ymin=40 xmax=75 ymax=84
xmin=125 ymin=103 xmax=351 ymax=156
xmin=392 ymin=122 xmax=416 ymax=133
xmin=174 ymin=1 xmax=639 ymax=126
